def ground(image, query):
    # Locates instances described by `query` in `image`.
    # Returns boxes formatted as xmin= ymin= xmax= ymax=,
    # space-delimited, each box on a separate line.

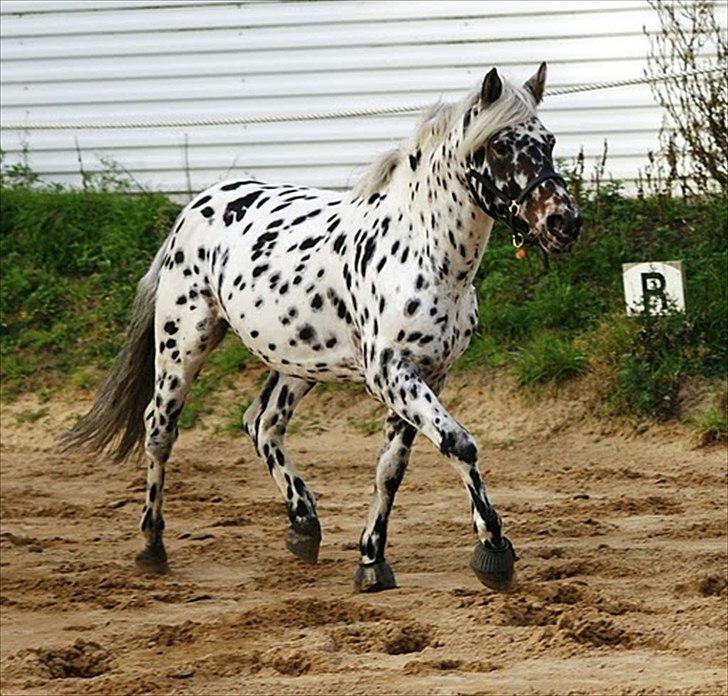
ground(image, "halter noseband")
xmin=467 ymin=167 xmax=566 ymax=248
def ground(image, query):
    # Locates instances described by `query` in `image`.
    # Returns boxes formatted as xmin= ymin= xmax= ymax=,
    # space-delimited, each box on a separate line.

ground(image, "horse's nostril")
xmin=546 ymin=214 xmax=564 ymax=234
xmin=548 ymin=212 xmax=581 ymax=240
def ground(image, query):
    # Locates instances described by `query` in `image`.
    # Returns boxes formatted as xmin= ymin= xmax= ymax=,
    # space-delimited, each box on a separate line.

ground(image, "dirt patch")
xmin=267 ymin=649 xmax=315 ymax=676
xmin=9 ymin=639 xmax=112 ymax=681
xmin=556 ymin=611 xmax=634 ymax=648
xmin=402 ymin=658 xmax=497 ymax=674
xmin=327 ymin=620 xmax=431 ymax=655
xmin=382 ymin=622 xmax=432 ymax=654
xmin=698 ymin=574 xmax=728 ymax=597
xmin=499 ymin=597 xmax=561 ymax=627
xmin=1 ymin=373 xmax=726 ymax=695
xmin=148 ymin=620 xmax=200 ymax=647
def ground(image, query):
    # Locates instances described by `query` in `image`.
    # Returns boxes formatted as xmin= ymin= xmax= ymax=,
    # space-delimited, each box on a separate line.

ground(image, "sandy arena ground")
xmin=1 ymin=370 xmax=726 ymax=695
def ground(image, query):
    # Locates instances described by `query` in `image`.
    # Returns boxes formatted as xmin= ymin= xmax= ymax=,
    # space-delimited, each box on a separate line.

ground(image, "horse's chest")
xmin=374 ymin=286 xmax=477 ymax=368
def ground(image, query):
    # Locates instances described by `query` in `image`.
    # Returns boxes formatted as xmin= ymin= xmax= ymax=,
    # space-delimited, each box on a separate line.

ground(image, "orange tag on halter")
xmin=515 ymin=247 xmax=527 ymax=260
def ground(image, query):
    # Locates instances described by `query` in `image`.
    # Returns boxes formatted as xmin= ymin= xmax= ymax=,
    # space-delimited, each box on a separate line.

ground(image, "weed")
xmin=452 ymin=334 xmax=508 ymax=371
xmin=347 ymin=415 xmax=382 ymax=437
xmin=514 ymin=334 xmax=587 ymax=386
xmin=14 ymin=407 xmax=49 ymax=424
xmin=1 ymin=188 xmax=180 ymax=395
xmin=313 ymin=381 xmax=366 ymax=394
xmin=688 ymin=406 xmax=728 ymax=447
xmin=69 ymin=368 xmax=96 ymax=391
xmin=178 ymin=386 xmax=212 ymax=430
xmin=288 ymin=412 xmax=327 ymax=436
xmin=207 ymin=339 xmax=251 ymax=374
xmin=614 ymin=313 xmax=696 ymax=420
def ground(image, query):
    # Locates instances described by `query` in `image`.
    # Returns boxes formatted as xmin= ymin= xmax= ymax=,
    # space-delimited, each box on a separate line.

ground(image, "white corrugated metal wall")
xmin=0 ymin=0 xmax=724 ymax=197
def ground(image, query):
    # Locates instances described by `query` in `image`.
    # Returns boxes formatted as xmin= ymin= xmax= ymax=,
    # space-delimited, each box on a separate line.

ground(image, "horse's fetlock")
xmin=483 ymin=507 xmax=502 ymax=538
xmin=288 ymin=495 xmax=316 ymax=525
xmin=141 ymin=509 xmax=165 ymax=544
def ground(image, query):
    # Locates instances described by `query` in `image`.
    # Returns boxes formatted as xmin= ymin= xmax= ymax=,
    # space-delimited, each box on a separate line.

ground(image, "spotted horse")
xmin=63 ymin=64 xmax=581 ymax=593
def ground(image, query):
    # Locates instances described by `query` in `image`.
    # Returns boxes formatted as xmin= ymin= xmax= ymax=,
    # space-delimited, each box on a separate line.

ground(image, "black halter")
xmin=467 ymin=167 xmax=566 ymax=248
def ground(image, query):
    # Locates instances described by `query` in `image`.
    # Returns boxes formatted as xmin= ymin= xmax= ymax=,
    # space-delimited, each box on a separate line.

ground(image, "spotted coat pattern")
xmin=137 ymin=68 xmax=581 ymax=573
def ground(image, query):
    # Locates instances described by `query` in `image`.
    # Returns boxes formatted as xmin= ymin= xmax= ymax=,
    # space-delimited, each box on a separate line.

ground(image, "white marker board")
xmin=622 ymin=261 xmax=686 ymax=316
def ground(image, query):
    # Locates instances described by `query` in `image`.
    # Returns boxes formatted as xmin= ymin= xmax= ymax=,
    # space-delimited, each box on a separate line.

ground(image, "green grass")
xmin=346 ymin=415 xmax=383 ymax=436
xmin=13 ymin=407 xmax=49 ymax=424
xmin=514 ymin=334 xmax=587 ymax=386
xmin=222 ymin=397 xmax=254 ymax=435
xmin=1 ymin=188 xmax=180 ymax=395
xmin=688 ymin=405 xmax=728 ymax=447
xmin=1 ymin=181 xmax=726 ymax=426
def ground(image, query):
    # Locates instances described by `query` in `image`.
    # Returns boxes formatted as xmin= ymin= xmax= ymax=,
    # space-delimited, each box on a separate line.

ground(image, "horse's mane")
xmin=354 ymin=77 xmax=536 ymax=197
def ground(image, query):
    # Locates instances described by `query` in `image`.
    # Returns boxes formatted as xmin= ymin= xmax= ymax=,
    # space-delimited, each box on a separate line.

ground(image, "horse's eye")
xmin=492 ymin=142 xmax=509 ymax=157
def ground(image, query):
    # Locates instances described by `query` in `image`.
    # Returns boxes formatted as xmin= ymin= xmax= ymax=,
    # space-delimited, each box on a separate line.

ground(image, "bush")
xmin=644 ymin=0 xmax=727 ymax=194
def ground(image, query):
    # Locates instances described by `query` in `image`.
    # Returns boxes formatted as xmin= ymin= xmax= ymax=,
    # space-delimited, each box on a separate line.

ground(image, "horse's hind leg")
xmin=354 ymin=412 xmax=417 ymax=592
xmin=242 ymin=372 xmax=319 ymax=563
xmin=135 ymin=290 xmax=227 ymax=574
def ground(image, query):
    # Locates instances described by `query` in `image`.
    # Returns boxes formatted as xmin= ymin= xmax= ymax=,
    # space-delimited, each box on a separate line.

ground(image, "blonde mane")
xmin=354 ymin=77 xmax=537 ymax=197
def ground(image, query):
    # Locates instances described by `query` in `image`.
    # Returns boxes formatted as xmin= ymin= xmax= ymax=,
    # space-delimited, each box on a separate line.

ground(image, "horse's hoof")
xmin=354 ymin=560 xmax=397 ymax=592
xmin=135 ymin=544 xmax=170 ymax=575
xmin=470 ymin=537 xmax=516 ymax=592
xmin=286 ymin=517 xmax=321 ymax=564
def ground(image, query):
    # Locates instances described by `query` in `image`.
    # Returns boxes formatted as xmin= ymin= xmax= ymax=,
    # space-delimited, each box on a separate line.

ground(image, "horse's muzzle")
xmin=538 ymin=209 xmax=582 ymax=254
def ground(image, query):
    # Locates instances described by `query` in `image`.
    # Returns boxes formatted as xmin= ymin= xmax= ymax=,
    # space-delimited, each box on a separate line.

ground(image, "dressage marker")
xmin=622 ymin=261 xmax=686 ymax=316
xmin=63 ymin=64 xmax=582 ymax=593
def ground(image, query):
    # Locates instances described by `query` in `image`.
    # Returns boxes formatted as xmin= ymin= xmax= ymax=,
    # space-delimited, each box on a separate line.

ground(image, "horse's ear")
xmin=525 ymin=62 xmax=547 ymax=104
xmin=481 ymin=68 xmax=503 ymax=106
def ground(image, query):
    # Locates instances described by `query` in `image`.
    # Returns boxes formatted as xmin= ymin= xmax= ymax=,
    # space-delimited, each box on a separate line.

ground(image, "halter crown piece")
xmin=466 ymin=167 xmax=566 ymax=256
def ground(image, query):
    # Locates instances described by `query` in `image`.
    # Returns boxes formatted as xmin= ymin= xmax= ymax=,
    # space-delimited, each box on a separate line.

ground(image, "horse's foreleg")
xmin=366 ymin=350 xmax=516 ymax=592
xmin=242 ymin=372 xmax=320 ymax=563
xmin=354 ymin=412 xmax=417 ymax=592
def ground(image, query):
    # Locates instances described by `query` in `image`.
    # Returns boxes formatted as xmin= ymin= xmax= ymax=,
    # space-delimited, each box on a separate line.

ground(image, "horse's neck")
xmin=401 ymin=129 xmax=494 ymax=291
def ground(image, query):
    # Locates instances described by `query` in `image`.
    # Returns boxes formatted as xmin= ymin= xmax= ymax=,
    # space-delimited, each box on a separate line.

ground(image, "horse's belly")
xmin=225 ymin=288 xmax=363 ymax=381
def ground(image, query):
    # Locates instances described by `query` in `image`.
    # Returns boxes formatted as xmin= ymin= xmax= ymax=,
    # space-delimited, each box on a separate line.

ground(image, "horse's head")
xmin=465 ymin=63 xmax=582 ymax=254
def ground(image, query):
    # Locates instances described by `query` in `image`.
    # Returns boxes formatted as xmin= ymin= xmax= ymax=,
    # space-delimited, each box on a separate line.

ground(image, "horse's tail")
xmin=61 ymin=236 xmax=169 ymax=462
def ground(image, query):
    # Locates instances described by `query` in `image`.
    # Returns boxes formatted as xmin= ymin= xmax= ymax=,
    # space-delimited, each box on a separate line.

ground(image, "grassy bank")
xmin=1 ymin=189 xmax=179 ymax=393
xmin=1 ymin=184 xmax=726 ymax=438
xmin=467 ymin=185 xmax=727 ymax=425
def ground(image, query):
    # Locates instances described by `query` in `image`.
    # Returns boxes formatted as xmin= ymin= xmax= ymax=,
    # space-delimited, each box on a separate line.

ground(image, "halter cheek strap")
xmin=467 ymin=168 xmax=566 ymax=248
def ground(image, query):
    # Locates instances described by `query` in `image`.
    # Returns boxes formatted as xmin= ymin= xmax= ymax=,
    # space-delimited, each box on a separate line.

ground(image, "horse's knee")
xmin=439 ymin=428 xmax=478 ymax=464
